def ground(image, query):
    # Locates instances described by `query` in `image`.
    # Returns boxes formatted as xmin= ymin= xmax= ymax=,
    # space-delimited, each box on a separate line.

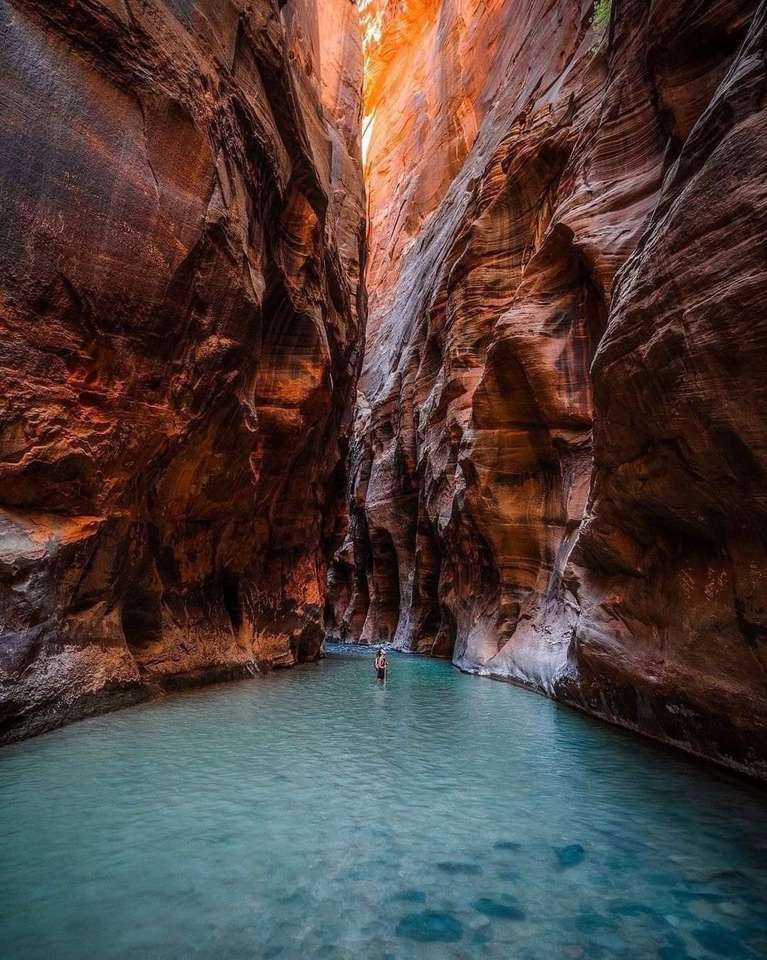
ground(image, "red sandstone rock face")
xmin=329 ymin=0 xmax=767 ymax=777
xmin=569 ymin=3 xmax=767 ymax=775
xmin=0 ymin=0 xmax=365 ymax=741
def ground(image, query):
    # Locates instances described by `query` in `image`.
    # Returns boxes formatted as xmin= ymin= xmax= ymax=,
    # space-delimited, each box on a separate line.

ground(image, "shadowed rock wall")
xmin=328 ymin=0 xmax=767 ymax=778
xmin=0 ymin=0 xmax=365 ymax=741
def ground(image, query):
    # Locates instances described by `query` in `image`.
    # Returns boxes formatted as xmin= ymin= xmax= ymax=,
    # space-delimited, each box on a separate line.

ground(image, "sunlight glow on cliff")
xmin=359 ymin=0 xmax=383 ymax=169
xmin=359 ymin=0 xmax=384 ymax=48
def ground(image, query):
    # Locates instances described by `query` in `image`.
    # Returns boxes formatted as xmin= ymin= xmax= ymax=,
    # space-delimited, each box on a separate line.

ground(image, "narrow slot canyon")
xmin=1 ymin=2 xmax=767 ymax=954
xmin=0 ymin=0 xmax=765 ymax=774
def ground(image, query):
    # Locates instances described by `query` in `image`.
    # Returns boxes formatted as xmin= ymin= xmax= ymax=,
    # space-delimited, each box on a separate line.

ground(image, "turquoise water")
xmin=1 ymin=646 xmax=766 ymax=959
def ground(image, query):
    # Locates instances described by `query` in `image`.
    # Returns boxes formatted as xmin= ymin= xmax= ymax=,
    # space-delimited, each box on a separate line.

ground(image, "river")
xmin=1 ymin=644 xmax=765 ymax=958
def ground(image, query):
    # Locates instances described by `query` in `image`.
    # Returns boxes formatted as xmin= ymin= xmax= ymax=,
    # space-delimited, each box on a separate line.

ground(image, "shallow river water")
xmin=1 ymin=645 xmax=766 ymax=959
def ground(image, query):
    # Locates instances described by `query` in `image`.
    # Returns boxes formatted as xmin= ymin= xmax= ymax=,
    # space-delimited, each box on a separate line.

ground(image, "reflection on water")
xmin=1 ymin=644 xmax=765 ymax=959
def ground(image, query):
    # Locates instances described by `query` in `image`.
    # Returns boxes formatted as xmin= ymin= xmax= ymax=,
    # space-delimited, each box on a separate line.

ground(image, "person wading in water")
xmin=375 ymin=648 xmax=387 ymax=683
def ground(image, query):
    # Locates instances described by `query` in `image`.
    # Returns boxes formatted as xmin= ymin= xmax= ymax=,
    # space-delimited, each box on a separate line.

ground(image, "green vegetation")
xmin=591 ymin=0 xmax=611 ymax=31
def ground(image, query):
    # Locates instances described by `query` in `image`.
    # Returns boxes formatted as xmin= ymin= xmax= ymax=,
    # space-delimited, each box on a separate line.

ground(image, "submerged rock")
xmin=555 ymin=844 xmax=587 ymax=871
xmin=472 ymin=897 xmax=526 ymax=921
xmin=392 ymin=890 xmax=427 ymax=904
xmin=435 ymin=861 xmax=482 ymax=875
xmin=692 ymin=924 xmax=750 ymax=957
xmin=395 ymin=910 xmax=464 ymax=943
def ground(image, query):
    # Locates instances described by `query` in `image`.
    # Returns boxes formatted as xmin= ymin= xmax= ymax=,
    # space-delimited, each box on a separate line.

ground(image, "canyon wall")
xmin=329 ymin=0 xmax=767 ymax=778
xmin=0 ymin=0 xmax=365 ymax=742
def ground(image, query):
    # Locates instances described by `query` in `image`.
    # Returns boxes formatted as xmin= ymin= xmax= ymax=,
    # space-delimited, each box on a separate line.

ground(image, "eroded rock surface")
xmin=0 ymin=0 xmax=365 ymax=741
xmin=329 ymin=0 xmax=767 ymax=777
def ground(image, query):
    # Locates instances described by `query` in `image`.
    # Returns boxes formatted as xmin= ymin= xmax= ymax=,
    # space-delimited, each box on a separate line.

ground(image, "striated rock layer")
xmin=0 ymin=0 xmax=365 ymax=742
xmin=328 ymin=0 xmax=767 ymax=778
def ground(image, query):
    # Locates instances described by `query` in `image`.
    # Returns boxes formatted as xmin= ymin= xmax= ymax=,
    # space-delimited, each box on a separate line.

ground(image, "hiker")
xmin=375 ymin=648 xmax=387 ymax=682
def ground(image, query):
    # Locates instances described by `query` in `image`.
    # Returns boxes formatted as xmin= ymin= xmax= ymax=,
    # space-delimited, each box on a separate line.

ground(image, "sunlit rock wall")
xmin=0 ymin=0 xmax=365 ymax=742
xmin=328 ymin=0 xmax=767 ymax=777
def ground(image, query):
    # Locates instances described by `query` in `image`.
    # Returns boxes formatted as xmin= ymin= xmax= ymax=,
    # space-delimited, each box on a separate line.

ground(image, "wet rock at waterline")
xmin=0 ymin=0 xmax=365 ymax=742
xmin=326 ymin=0 xmax=767 ymax=779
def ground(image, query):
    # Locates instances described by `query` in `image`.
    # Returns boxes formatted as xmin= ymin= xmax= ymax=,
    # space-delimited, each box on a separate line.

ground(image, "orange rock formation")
xmin=327 ymin=0 xmax=767 ymax=778
xmin=0 ymin=0 xmax=365 ymax=741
